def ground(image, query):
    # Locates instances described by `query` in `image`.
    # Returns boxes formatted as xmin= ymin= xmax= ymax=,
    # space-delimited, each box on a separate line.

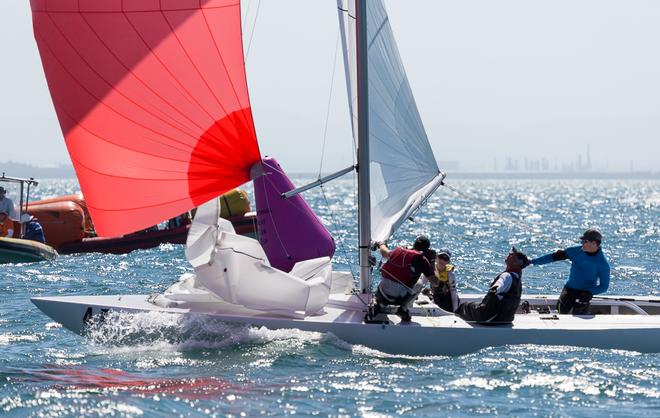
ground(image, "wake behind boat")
xmin=28 ymin=0 xmax=660 ymax=355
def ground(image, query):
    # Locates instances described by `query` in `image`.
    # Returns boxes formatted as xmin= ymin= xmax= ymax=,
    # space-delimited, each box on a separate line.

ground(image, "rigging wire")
xmin=441 ymin=181 xmax=564 ymax=247
xmin=244 ymin=0 xmax=261 ymax=62
xmin=440 ymin=181 xmax=657 ymax=295
xmin=314 ymin=27 xmax=361 ymax=289
xmin=318 ymin=33 xmax=341 ymax=178
xmin=320 ymin=184 xmax=358 ymax=282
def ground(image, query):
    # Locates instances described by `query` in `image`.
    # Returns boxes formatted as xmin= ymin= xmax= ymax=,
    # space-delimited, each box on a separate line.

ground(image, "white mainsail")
xmin=338 ymin=0 xmax=443 ymax=243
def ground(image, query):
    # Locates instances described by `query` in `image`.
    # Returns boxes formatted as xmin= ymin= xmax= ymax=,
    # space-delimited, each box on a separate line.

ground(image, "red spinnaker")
xmin=31 ymin=0 xmax=261 ymax=236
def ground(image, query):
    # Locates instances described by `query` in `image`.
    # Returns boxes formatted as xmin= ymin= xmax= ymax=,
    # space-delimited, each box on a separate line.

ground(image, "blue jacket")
xmin=531 ymin=246 xmax=610 ymax=294
xmin=24 ymin=220 xmax=46 ymax=244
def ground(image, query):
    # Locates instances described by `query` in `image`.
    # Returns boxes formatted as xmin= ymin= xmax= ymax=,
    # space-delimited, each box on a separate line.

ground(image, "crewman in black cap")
xmin=530 ymin=228 xmax=610 ymax=315
xmin=456 ymin=247 xmax=530 ymax=324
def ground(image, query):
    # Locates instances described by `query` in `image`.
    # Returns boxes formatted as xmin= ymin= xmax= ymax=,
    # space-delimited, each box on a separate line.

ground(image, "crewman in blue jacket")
xmin=20 ymin=214 xmax=46 ymax=244
xmin=530 ymin=229 xmax=610 ymax=315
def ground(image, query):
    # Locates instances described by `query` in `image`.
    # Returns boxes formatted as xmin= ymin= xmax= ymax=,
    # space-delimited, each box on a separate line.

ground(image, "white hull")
xmin=32 ymin=293 xmax=660 ymax=356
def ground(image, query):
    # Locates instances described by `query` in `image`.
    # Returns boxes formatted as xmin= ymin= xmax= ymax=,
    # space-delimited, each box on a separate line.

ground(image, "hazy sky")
xmin=1 ymin=0 xmax=659 ymax=172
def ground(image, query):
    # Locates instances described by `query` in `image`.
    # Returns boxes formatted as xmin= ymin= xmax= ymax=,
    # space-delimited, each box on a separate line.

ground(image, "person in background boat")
xmin=428 ymin=249 xmax=460 ymax=312
xmin=128 ymin=223 xmax=159 ymax=235
xmin=529 ymin=228 xmax=610 ymax=315
xmin=167 ymin=212 xmax=191 ymax=229
xmin=456 ymin=247 xmax=530 ymax=324
xmin=0 ymin=210 xmax=14 ymax=238
xmin=0 ymin=187 xmax=17 ymax=220
xmin=20 ymin=213 xmax=46 ymax=243
xmin=371 ymin=235 xmax=436 ymax=323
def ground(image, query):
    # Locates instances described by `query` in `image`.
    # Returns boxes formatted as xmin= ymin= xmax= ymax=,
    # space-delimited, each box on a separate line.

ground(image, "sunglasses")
xmin=581 ymin=239 xmax=601 ymax=245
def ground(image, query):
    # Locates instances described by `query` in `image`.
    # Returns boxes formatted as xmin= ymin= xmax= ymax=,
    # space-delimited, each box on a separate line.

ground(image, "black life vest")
xmin=481 ymin=271 xmax=522 ymax=323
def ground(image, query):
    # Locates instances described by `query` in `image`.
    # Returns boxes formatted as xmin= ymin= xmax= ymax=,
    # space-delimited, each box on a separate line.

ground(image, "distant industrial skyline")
xmin=3 ymin=154 xmax=654 ymax=180
xmin=447 ymin=143 xmax=650 ymax=173
xmin=0 ymin=137 xmax=655 ymax=176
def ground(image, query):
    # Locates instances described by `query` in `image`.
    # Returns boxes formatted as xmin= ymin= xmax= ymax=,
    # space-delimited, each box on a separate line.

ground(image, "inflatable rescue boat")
xmin=0 ymin=235 xmax=57 ymax=264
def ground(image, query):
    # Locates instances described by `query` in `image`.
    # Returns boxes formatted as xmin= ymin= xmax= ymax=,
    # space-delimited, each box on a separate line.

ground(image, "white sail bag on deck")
xmin=164 ymin=199 xmax=332 ymax=316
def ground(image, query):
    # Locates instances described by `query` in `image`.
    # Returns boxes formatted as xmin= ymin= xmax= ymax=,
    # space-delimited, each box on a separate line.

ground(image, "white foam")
xmin=350 ymin=343 xmax=450 ymax=361
xmin=450 ymin=377 xmax=508 ymax=390
xmin=81 ymin=310 xmax=326 ymax=356
xmin=158 ymin=243 xmax=176 ymax=251
xmin=0 ymin=333 xmax=41 ymax=344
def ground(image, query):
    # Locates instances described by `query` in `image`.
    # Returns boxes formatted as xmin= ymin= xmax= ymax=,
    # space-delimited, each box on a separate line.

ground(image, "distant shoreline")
xmin=290 ymin=171 xmax=660 ymax=180
xmin=1 ymin=161 xmax=75 ymax=179
xmin=441 ymin=171 xmax=660 ymax=180
xmin=2 ymin=161 xmax=658 ymax=180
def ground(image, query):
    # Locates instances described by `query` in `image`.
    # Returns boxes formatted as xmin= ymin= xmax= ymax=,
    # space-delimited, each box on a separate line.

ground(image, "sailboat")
xmin=29 ymin=0 xmax=660 ymax=355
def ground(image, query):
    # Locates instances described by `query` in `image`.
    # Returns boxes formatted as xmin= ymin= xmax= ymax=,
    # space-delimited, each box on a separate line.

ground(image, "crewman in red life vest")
xmin=372 ymin=235 xmax=436 ymax=323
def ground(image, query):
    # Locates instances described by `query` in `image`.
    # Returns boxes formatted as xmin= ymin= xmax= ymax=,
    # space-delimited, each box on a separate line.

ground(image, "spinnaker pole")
xmin=356 ymin=0 xmax=371 ymax=293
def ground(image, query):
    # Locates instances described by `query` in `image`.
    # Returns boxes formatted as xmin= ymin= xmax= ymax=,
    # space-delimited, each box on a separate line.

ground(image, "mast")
xmin=356 ymin=0 xmax=371 ymax=293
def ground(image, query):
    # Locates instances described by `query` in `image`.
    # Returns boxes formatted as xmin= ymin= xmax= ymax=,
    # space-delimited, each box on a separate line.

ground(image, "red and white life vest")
xmin=380 ymin=247 xmax=422 ymax=288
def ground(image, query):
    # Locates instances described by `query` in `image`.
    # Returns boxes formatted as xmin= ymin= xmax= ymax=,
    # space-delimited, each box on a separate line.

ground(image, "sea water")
xmin=1 ymin=178 xmax=658 ymax=417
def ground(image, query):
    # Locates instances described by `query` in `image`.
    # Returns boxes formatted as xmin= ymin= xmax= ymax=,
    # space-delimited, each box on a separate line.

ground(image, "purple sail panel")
xmin=254 ymin=157 xmax=335 ymax=272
